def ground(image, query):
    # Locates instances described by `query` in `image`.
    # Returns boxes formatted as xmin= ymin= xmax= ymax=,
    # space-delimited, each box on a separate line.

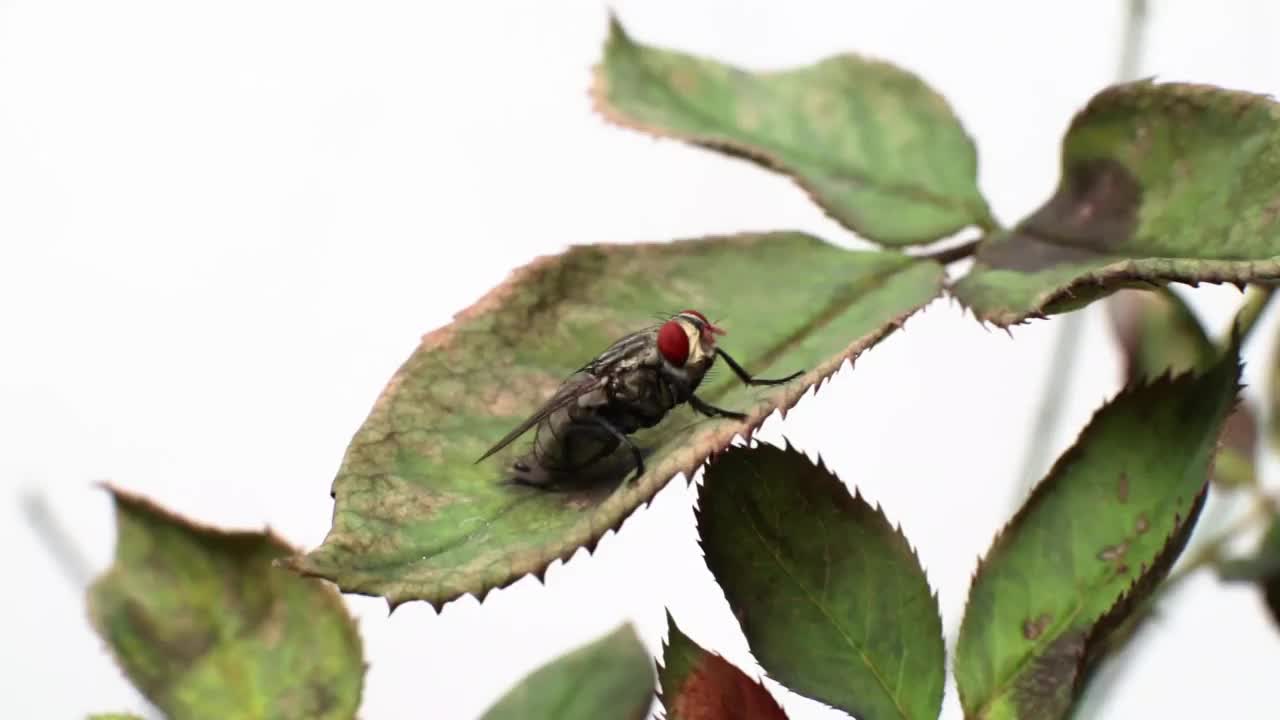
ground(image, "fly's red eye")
xmin=657 ymin=320 xmax=690 ymax=366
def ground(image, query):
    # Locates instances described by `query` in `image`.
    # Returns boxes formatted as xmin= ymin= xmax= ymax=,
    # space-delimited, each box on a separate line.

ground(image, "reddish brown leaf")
xmin=659 ymin=613 xmax=787 ymax=720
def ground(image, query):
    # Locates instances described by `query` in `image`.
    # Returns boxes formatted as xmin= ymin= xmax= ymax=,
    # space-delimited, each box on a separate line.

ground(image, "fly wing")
xmin=475 ymin=372 xmax=606 ymax=464
xmin=581 ymin=326 xmax=658 ymax=376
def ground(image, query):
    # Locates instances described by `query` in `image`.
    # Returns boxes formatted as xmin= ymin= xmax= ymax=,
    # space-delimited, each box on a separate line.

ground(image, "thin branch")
xmin=1161 ymin=492 xmax=1277 ymax=594
xmin=1231 ymin=284 xmax=1277 ymax=345
xmin=1114 ymin=0 xmax=1149 ymax=84
xmin=918 ymin=238 xmax=981 ymax=265
xmin=20 ymin=489 xmax=95 ymax=589
xmin=1008 ymin=0 xmax=1150 ymax=503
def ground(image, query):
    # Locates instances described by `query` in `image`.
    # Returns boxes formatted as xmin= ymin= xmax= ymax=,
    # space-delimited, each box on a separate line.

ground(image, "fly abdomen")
xmin=508 ymin=374 xmax=623 ymax=487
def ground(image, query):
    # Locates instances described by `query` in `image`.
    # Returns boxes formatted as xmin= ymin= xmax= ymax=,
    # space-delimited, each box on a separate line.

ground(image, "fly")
xmin=476 ymin=309 xmax=802 ymax=487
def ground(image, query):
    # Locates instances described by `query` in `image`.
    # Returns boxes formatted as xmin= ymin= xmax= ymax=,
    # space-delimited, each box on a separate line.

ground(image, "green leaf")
xmin=697 ymin=441 xmax=944 ymax=720
xmin=954 ymin=342 xmax=1243 ymax=719
xmin=1218 ymin=514 xmax=1280 ymax=629
xmin=284 ymin=232 xmax=943 ymax=608
xmin=479 ymin=623 xmax=654 ymax=720
xmin=1107 ymin=288 xmax=1258 ymax=489
xmin=658 ymin=611 xmax=788 ymax=720
xmin=593 ymin=16 xmax=994 ymax=247
xmin=88 ymin=486 xmax=364 ymax=720
xmin=952 ymin=81 xmax=1280 ymax=326
xmin=87 ymin=715 xmax=145 ymax=720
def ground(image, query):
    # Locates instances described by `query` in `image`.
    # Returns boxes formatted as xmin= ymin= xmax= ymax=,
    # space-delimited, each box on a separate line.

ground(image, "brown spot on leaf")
xmin=1174 ymin=157 xmax=1193 ymax=182
xmin=1013 ymin=630 xmax=1087 ymax=719
xmin=802 ymin=90 xmax=839 ymax=130
xmin=1023 ymin=612 xmax=1053 ymax=641
xmin=1116 ymin=472 xmax=1129 ymax=503
xmin=669 ymin=67 xmax=697 ymax=95
xmin=1131 ymin=123 xmax=1152 ymax=157
xmin=1023 ymin=158 xmax=1143 ymax=251
xmin=258 ymin=598 xmax=288 ymax=648
xmin=1135 ymin=514 xmax=1150 ymax=534
xmin=1098 ymin=542 xmax=1129 ymax=569
xmin=352 ymin=478 xmax=456 ymax=525
xmin=977 ymin=158 xmax=1143 ymax=273
xmin=1261 ymin=195 xmax=1280 ymax=230
xmin=672 ymin=652 xmax=787 ymax=720
xmin=482 ymin=372 xmax=563 ymax=417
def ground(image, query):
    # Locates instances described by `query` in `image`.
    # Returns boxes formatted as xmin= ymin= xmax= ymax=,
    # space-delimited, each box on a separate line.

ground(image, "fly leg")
xmin=576 ymin=416 xmax=646 ymax=482
xmin=715 ymin=348 xmax=803 ymax=386
xmin=689 ymin=394 xmax=747 ymax=421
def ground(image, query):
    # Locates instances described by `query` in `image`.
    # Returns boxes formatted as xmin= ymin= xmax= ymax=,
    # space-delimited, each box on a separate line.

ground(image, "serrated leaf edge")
xmin=695 ymin=438 xmax=945 ymax=720
xmin=955 ymin=364 xmax=1242 ymax=716
xmin=283 ymin=235 xmax=943 ymax=610
xmin=954 ymin=252 xmax=1280 ymax=327
xmin=656 ymin=609 xmax=788 ymax=720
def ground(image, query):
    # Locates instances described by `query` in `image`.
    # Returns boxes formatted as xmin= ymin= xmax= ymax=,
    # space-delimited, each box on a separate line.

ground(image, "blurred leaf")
xmin=658 ymin=611 xmax=787 ymax=720
xmin=285 ymin=233 xmax=943 ymax=608
xmin=88 ymin=486 xmax=364 ymax=720
xmin=87 ymin=715 xmax=145 ymax=720
xmin=1107 ymin=288 xmax=1214 ymax=380
xmin=593 ymin=16 xmax=993 ymax=246
xmin=954 ymin=342 xmax=1242 ymax=719
xmin=1213 ymin=408 xmax=1259 ymax=489
xmin=1219 ymin=514 xmax=1280 ymax=629
xmin=479 ymin=623 xmax=654 ymax=720
xmin=697 ymin=441 xmax=944 ymax=720
xmin=1269 ymin=324 xmax=1280 ymax=454
xmin=952 ymin=81 xmax=1280 ymax=326
xmin=1107 ymin=288 xmax=1258 ymax=489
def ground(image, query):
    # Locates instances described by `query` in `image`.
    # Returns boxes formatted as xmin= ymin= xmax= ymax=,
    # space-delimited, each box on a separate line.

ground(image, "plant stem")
xmin=1231 ymin=284 xmax=1277 ymax=345
xmin=1008 ymin=0 xmax=1150 ymax=501
xmin=1115 ymin=0 xmax=1149 ymax=83
xmin=920 ymin=238 xmax=981 ymax=265
xmin=1158 ymin=491 xmax=1276 ymax=596
xmin=20 ymin=489 xmax=94 ymax=589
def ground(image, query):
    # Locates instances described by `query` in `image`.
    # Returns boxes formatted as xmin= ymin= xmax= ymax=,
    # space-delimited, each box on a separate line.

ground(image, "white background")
xmin=5 ymin=1 xmax=1280 ymax=718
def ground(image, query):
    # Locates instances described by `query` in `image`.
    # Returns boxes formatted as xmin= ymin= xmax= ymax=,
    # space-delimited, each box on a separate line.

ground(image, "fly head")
xmin=656 ymin=309 xmax=723 ymax=393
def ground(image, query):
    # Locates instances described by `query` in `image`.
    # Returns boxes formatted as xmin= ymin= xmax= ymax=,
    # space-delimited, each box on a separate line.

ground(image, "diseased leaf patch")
xmin=88 ymin=485 xmax=364 ymax=720
xmin=954 ymin=341 xmax=1242 ymax=719
xmin=697 ymin=441 xmax=945 ymax=720
xmin=952 ymin=81 xmax=1280 ymax=325
xmin=479 ymin=623 xmax=654 ymax=720
xmin=285 ymin=232 xmax=943 ymax=609
xmin=658 ymin=612 xmax=787 ymax=720
xmin=594 ymin=15 xmax=993 ymax=247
